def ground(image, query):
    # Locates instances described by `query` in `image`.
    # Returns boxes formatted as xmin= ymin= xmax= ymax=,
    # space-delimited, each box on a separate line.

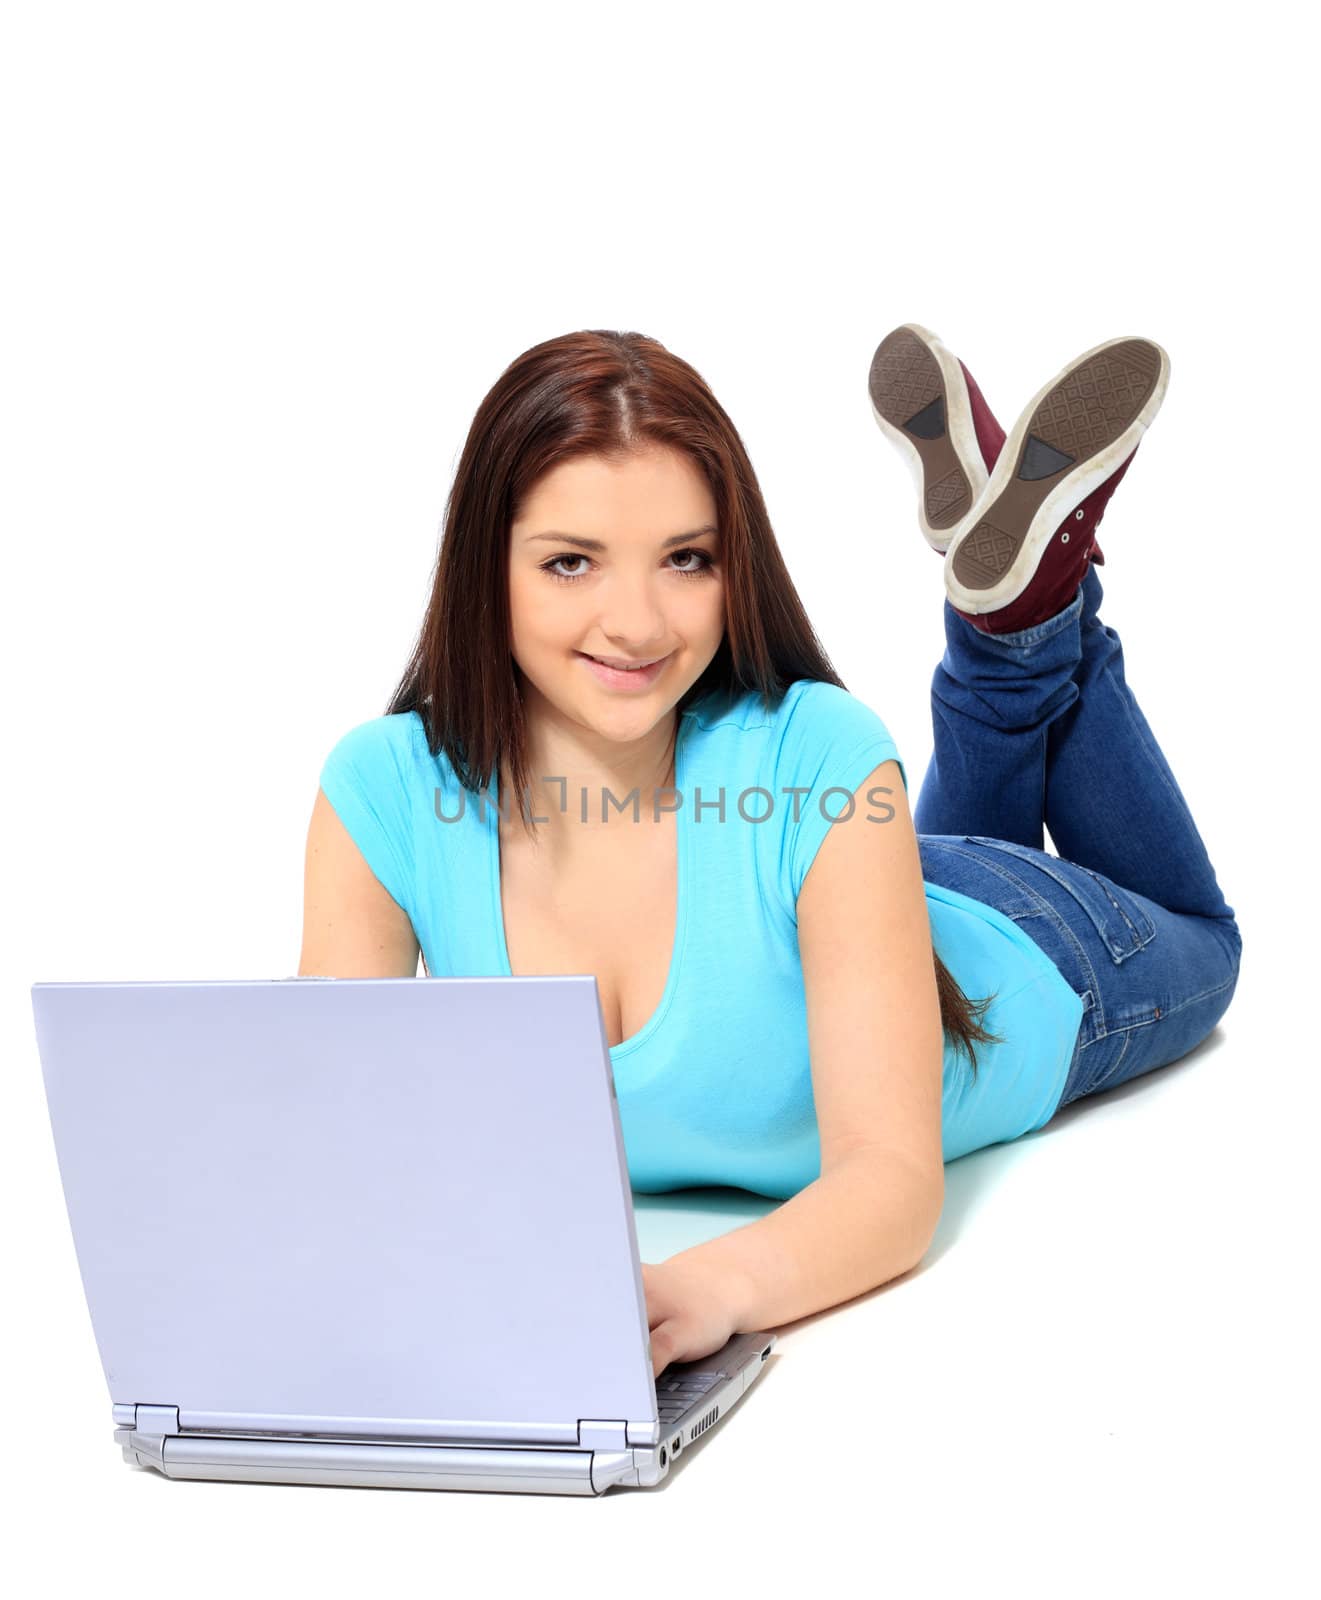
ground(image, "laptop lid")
xmin=32 ymin=975 xmax=661 ymax=1448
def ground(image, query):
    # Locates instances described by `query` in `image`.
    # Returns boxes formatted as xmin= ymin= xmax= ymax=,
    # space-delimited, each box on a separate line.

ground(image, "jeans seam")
xmin=1091 ymin=972 xmax=1237 ymax=1040
xmin=1150 ymin=972 xmax=1238 ymax=1021
xmin=1075 ymin=971 xmax=1239 ymax=1104
xmin=1085 ymin=1026 xmax=1132 ymax=1097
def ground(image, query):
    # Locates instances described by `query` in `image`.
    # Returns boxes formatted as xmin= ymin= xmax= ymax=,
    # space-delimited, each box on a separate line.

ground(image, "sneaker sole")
xmin=946 ymin=336 xmax=1170 ymax=613
xmin=867 ymin=323 xmax=988 ymax=552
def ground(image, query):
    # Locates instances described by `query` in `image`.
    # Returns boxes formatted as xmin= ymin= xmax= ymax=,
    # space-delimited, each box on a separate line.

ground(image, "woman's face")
xmin=508 ymin=446 xmax=725 ymax=741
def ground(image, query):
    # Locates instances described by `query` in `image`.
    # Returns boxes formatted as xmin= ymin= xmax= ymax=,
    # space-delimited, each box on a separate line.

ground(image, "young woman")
xmin=301 ymin=326 xmax=1242 ymax=1378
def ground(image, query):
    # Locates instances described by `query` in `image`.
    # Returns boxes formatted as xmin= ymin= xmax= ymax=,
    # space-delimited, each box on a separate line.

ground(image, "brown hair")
xmin=385 ymin=328 xmax=1003 ymax=1077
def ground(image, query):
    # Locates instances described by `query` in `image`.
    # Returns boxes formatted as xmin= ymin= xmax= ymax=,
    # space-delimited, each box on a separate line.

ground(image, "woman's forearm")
xmin=667 ymin=1149 xmax=944 ymax=1334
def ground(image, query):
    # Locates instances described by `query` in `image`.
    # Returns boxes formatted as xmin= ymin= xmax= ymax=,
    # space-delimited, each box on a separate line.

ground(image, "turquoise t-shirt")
xmin=318 ymin=679 xmax=1083 ymax=1199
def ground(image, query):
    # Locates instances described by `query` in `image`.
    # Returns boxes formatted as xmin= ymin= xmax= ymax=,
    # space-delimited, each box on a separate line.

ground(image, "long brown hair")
xmin=385 ymin=329 xmax=1002 ymax=1077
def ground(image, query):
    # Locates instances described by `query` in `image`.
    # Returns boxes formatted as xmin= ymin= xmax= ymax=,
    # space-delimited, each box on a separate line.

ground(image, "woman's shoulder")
xmin=682 ymin=678 xmax=906 ymax=816
xmin=318 ymin=709 xmax=436 ymax=802
xmin=768 ymin=679 xmax=902 ymax=774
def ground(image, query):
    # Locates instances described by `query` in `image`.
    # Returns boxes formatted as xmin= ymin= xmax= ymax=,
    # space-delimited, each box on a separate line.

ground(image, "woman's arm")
xmin=797 ymin=756 xmax=944 ymax=1182
xmin=665 ymin=756 xmax=945 ymax=1332
xmin=666 ymin=1148 xmax=943 ymax=1336
xmin=298 ymin=787 xmax=421 ymax=978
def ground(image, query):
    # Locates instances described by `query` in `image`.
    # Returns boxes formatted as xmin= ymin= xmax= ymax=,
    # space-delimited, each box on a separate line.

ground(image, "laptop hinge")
xmin=113 ymin=1403 xmax=180 ymax=1433
xmin=113 ymin=1404 xmax=181 ymax=1468
xmin=577 ymin=1419 xmax=629 ymax=1450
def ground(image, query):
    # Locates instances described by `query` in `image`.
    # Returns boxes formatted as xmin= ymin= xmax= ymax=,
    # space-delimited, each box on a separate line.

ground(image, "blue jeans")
xmin=915 ymin=563 xmax=1243 ymax=1115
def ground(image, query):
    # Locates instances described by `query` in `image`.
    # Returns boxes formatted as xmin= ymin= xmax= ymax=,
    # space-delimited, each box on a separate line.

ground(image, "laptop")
xmin=31 ymin=974 xmax=776 ymax=1496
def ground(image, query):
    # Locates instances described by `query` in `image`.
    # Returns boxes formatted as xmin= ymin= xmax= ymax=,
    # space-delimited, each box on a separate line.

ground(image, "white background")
xmin=3 ymin=1 xmax=1314 ymax=1593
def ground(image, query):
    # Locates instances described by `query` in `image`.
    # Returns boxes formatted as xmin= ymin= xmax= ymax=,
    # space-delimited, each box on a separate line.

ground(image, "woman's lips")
xmin=577 ymin=651 xmax=671 ymax=690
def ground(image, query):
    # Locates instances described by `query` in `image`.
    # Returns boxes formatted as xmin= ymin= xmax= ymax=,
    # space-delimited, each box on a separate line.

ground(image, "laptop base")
xmin=115 ymin=1334 xmax=775 ymax=1496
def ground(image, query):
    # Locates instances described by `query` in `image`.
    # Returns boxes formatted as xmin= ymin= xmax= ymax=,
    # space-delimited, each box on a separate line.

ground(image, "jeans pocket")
xmin=964 ymin=837 xmax=1157 ymax=965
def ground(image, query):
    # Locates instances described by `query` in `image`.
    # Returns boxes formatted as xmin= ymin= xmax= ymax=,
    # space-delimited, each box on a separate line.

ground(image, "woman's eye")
xmin=670 ymin=549 xmax=712 ymax=574
xmin=539 ymin=549 xmax=715 ymax=584
xmin=542 ymin=554 xmax=590 ymax=581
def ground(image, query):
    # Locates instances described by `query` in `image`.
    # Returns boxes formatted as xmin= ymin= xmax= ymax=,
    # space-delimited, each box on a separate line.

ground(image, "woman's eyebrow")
xmin=524 ymin=525 xmax=718 ymax=553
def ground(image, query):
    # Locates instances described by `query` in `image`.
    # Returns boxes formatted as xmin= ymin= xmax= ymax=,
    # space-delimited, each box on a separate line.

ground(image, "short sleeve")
xmin=771 ymin=681 xmax=908 ymax=918
xmin=318 ymin=715 xmax=419 ymax=917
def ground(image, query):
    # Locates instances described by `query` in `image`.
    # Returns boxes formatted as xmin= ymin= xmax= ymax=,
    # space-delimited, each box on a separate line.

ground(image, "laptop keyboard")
xmin=655 ymin=1368 xmax=722 ymax=1425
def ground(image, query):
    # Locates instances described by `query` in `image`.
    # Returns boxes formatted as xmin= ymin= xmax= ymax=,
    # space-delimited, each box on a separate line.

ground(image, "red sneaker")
xmin=868 ymin=324 xmax=1007 ymax=553
xmin=944 ymin=336 xmax=1170 ymax=633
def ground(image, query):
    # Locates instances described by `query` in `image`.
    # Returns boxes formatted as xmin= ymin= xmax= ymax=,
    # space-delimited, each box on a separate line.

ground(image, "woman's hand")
xmin=640 ymin=1257 xmax=743 ymax=1380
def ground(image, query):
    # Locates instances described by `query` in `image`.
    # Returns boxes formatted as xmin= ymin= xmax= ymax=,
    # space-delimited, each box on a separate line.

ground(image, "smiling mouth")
xmin=578 ymin=652 xmax=669 ymax=671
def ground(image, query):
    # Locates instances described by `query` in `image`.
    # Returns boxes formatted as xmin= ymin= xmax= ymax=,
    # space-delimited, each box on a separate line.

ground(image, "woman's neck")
xmin=501 ymin=708 xmax=679 ymax=844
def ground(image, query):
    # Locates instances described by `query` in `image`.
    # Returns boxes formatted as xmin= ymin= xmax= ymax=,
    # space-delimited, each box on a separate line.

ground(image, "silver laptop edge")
xmin=33 ymin=976 xmax=777 ymax=1496
xmin=111 ymin=1330 xmax=773 ymax=1495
